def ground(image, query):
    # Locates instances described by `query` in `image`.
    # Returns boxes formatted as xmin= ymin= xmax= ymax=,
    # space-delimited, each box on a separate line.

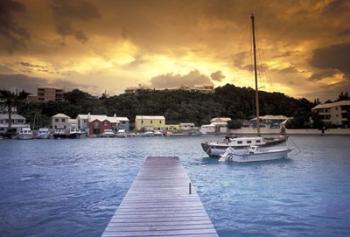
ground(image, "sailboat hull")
xmin=224 ymin=148 xmax=292 ymax=163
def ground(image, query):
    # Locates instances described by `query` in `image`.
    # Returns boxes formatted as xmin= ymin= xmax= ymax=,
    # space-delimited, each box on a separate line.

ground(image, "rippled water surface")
xmin=1 ymin=136 xmax=350 ymax=237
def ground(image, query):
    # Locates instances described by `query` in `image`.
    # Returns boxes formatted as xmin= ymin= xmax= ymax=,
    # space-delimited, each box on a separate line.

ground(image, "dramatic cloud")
xmin=0 ymin=0 xmax=30 ymax=52
xmin=150 ymin=70 xmax=213 ymax=89
xmin=0 ymin=0 xmax=349 ymax=100
xmin=210 ymin=71 xmax=225 ymax=81
xmin=51 ymin=0 xmax=100 ymax=43
xmin=0 ymin=74 xmax=91 ymax=93
xmin=308 ymin=69 xmax=338 ymax=81
xmin=310 ymin=43 xmax=350 ymax=78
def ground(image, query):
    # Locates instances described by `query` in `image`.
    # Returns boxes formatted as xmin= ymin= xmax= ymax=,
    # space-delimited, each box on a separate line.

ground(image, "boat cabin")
xmin=229 ymin=137 xmax=265 ymax=147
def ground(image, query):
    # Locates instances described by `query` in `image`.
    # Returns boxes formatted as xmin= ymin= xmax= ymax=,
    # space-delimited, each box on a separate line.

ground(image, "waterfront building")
xmin=200 ymin=124 xmax=216 ymax=134
xmin=77 ymin=114 xmax=129 ymax=134
xmin=88 ymin=118 xmax=112 ymax=135
xmin=135 ymin=115 xmax=166 ymax=131
xmin=210 ymin=117 xmax=231 ymax=126
xmin=0 ymin=113 xmax=29 ymax=134
xmin=28 ymin=87 xmax=64 ymax=103
xmin=51 ymin=113 xmax=77 ymax=132
xmin=312 ymin=100 xmax=350 ymax=127
xmin=250 ymin=115 xmax=290 ymax=128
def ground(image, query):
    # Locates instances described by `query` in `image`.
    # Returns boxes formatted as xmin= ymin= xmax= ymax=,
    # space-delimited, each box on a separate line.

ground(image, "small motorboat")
xmin=141 ymin=131 xmax=155 ymax=137
xmin=115 ymin=129 xmax=127 ymax=138
xmin=67 ymin=128 xmax=81 ymax=139
xmin=153 ymin=130 xmax=164 ymax=136
xmin=221 ymin=145 xmax=292 ymax=163
xmin=17 ymin=127 xmax=33 ymax=140
xmin=102 ymin=129 xmax=115 ymax=138
xmin=36 ymin=128 xmax=50 ymax=139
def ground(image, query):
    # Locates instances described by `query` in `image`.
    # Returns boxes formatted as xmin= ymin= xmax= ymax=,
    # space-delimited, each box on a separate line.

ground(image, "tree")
xmin=336 ymin=92 xmax=349 ymax=101
xmin=0 ymin=90 xmax=28 ymax=135
xmin=227 ymin=119 xmax=243 ymax=129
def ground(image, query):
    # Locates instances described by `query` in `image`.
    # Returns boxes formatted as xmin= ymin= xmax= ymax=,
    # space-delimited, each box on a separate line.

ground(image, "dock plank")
xmin=102 ymin=156 xmax=218 ymax=237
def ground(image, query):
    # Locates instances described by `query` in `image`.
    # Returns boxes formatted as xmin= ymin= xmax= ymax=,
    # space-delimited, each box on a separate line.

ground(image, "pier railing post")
xmin=189 ymin=182 xmax=192 ymax=194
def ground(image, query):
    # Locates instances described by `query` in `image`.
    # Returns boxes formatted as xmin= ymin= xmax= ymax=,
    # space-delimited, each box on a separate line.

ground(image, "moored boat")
xmin=36 ymin=128 xmax=50 ymax=139
xmin=17 ymin=127 xmax=33 ymax=140
xmin=102 ymin=129 xmax=115 ymax=138
xmin=200 ymin=14 xmax=288 ymax=157
xmin=115 ymin=129 xmax=127 ymax=138
xmin=221 ymin=145 xmax=292 ymax=163
xmin=201 ymin=135 xmax=287 ymax=157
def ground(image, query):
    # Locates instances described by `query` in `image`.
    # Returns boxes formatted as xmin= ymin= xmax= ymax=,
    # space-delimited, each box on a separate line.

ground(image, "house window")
xmin=55 ymin=118 xmax=59 ymax=122
xmin=62 ymin=119 xmax=65 ymax=122
xmin=237 ymin=141 xmax=242 ymax=144
xmin=159 ymin=120 xmax=162 ymax=124
xmin=247 ymin=141 xmax=252 ymax=144
xmin=141 ymin=120 xmax=143 ymax=124
xmin=256 ymin=140 xmax=261 ymax=143
xmin=150 ymin=120 xmax=153 ymax=124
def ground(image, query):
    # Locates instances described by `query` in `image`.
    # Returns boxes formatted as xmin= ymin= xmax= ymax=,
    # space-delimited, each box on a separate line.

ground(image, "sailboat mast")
xmin=251 ymin=14 xmax=260 ymax=136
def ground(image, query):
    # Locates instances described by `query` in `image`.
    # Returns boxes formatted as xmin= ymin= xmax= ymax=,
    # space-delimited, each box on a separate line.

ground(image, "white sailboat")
xmin=220 ymin=15 xmax=292 ymax=162
xmin=201 ymin=14 xmax=288 ymax=157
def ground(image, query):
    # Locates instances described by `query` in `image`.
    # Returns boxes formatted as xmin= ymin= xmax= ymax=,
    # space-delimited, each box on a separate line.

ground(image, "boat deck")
xmin=101 ymin=156 xmax=218 ymax=237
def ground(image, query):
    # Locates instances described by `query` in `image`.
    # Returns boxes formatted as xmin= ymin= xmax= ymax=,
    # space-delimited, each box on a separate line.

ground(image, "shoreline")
xmin=228 ymin=128 xmax=350 ymax=136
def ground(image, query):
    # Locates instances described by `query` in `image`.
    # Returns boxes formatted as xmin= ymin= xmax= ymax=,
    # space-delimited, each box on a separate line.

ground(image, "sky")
xmin=0 ymin=0 xmax=349 ymax=101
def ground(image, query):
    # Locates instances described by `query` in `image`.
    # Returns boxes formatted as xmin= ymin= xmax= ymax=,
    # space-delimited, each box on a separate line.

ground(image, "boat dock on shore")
xmin=102 ymin=156 xmax=218 ymax=237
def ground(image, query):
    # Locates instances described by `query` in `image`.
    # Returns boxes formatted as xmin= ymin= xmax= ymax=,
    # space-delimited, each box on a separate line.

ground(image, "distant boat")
xmin=53 ymin=128 xmax=81 ymax=139
xmin=221 ymin=145 xmax=292 ymax=163
xmin=36 ymin=128 xmax=50 ymax=139
xmin=115 ymin=129 xmax=127 ymax=138
xmin=17 ymin=127 xmax=33 ymax=140
xmin=102 ymin=129 xmax=115 ymax=138
xmin=153 ymin=130 xmax=164 ymax=136
xmin=67 ymin=128 xmax=81 ymax=139
xmin=141 ymin=131 xmax=155 ymax=137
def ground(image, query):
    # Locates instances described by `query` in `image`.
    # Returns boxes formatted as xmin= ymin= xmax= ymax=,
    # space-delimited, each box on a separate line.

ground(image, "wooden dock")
xmin=102 ymin=156 xmax=218 ymax=237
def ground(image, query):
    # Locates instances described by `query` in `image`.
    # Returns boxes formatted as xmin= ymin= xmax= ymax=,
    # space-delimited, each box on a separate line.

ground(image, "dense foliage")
xmin=13 ymin=84 xmax=316 ymax=128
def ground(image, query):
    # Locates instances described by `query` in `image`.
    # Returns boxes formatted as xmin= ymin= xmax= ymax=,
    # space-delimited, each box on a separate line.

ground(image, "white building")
xmin=0 ymin=113 xmax=29 ymax=134
xmin=51 ymin=113 xmax=77 ymax=132
xmin=312 ymin=100 xmax=350 ymax=127
xmin=199 ymin=117 xmax=231 ymax=134
xmin=200 ymin=124 xmax=216 ymax=134
xmin=250 ymin=115 xmax=290 ymax=128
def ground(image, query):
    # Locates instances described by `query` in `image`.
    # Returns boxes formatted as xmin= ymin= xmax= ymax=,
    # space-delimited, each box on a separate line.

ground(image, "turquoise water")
xmin=0 ymin=136 xmax=350 ymax=237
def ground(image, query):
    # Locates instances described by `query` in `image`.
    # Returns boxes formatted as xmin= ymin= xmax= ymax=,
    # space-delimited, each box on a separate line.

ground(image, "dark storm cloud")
xmin=339 ymin=29 xmax=350 ymax=36
xmin=310 ymin=42 xmax=350 ymax=79
xmin=150 ymin=70 xmax=213 ymax=89
xmin=308 ymin=69 xmax=338 ymax=81
xmin=210 ymin=71 xmax=225 ymax=81
xmin=0 ymin=0 xmax=30 ymax=52
xmin=51 ymin=0 xmax=100 ymax=43
xmin=0 ymin=73 xmax=89 ymax=93
xmin=322 ymin=0 xmax=350 ymax=15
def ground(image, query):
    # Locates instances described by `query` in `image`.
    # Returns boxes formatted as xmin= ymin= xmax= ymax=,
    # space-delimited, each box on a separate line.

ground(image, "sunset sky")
xmin=0 ymin=0 xmax=349 ymax=101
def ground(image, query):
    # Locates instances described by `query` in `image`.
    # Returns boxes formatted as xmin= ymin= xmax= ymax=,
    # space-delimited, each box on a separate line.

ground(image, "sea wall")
xmin=228 ymin=127 xmax=350 ymax=135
